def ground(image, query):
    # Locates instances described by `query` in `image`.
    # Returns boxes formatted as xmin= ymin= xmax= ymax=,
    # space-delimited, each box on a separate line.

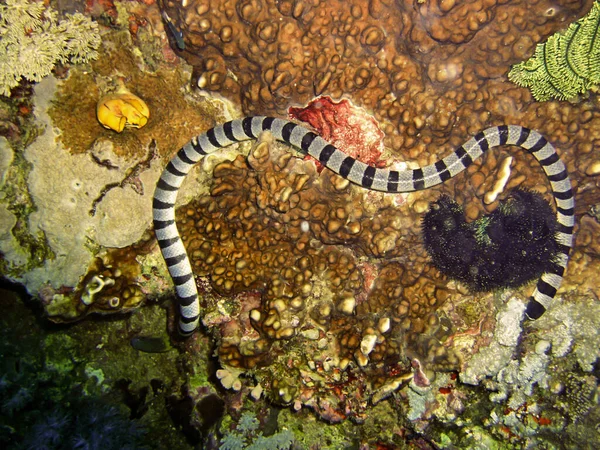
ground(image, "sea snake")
xmin=153 ymin=116 xmax=575 ymax=335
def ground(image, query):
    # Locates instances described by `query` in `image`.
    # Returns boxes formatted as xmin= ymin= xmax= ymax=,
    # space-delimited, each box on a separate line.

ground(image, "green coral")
xmin=0 ymin=0 xmax=101 ymax=97
xmin=220 ymin=411 xmax=295 ymax=450
xmin=508 ymin=2 xmax=600 ymax=101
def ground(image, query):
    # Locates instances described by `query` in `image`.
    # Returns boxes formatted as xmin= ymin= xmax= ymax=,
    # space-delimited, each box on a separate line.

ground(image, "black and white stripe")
xmin=153 ymin=117 xmax=575 ymax=334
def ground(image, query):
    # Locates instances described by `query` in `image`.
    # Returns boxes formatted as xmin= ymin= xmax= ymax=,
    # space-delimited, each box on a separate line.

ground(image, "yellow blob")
xmin=96 ymin=82 xmax=149 ymax=133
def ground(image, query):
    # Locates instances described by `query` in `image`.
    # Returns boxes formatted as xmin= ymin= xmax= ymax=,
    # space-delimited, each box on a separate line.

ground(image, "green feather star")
xmin=508 ymin=1 xmax=600 ymax=101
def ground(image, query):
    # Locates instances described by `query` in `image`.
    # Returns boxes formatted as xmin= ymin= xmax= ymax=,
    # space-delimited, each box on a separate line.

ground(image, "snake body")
xmin=153 ymin=116 xmax=575 ymax=335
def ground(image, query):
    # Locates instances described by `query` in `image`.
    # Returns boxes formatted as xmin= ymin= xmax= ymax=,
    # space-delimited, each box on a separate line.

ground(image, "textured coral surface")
xmin=166 ymin=0 xmax=600 ymax=216
xmin=177 ymin=133 xmax=458 ymax=420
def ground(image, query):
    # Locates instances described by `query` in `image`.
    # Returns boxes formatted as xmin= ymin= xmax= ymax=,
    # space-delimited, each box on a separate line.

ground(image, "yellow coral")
xmin=96 ymin=81 xmax=149 ymax=132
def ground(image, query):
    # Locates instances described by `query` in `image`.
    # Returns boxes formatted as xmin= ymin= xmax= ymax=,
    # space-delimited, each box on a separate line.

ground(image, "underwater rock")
xmin=0 ymin=6 xmax=235 ymax=324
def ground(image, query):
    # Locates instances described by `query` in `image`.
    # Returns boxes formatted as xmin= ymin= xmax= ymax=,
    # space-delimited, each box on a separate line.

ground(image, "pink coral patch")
xmin=289 ymin=96 xmax=386 ymax=171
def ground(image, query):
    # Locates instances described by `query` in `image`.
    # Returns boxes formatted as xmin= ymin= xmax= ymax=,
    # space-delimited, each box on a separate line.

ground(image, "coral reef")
xmin=0 ymin=288 xmax=189 ymax=449
xmin=509 ymin=1 xmax=600 ymax=101
xmin=1 ymin=0 xmax=600 ymax=447
xmin=0 ymin=1 xmax=233 ymax=323
xmin=163 ymin=0 xmax=590 ymax=156
xmin=20 ymin=401 xmax=147 ymax=450
xmin=0 ymin=0 xmax=101 ymax=97
xmin=149 ymin=0 xmax=600 ymax=442
xmin=219 ymin=411 xmax=294 ymax=450
xmin=176 ymin=129 xmax=458 ymax=420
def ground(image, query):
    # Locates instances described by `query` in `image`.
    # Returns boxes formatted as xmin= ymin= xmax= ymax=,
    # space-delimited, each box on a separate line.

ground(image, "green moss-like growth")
xmin=220 ymin=411 xmax=295 ymax=450
xmin=508 ymin=2 xmax=600 ymax=101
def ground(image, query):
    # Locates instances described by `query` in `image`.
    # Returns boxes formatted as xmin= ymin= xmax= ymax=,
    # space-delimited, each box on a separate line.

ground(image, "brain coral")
xmin=176 ymin=134 xmax=458 ymax=421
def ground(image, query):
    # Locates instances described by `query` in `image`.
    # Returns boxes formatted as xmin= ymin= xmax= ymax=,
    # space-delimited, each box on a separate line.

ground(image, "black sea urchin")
xmin=422 ymin=189 xmax=562 ymax=292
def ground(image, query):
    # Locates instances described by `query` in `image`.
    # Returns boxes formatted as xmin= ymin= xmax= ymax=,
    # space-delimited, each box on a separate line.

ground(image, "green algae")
xmin=0 ymin=113 xmax=55 ymax=278
xmin=130 ymin=335 xmax=173 ymax=353
xmin=0 ymin=197 xmax=55 ymax=279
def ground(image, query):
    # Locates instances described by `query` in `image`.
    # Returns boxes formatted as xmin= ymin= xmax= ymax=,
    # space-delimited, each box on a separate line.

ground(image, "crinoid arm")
xmin=508 ymin=2 xmax=600 ymax=101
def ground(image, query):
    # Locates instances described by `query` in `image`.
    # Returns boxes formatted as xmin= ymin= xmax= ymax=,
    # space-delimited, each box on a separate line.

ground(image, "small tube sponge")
xmin=422 ymin=189 xmax=561 ymax=292
xmin=96 ymin=81 xmax=149 ymax=132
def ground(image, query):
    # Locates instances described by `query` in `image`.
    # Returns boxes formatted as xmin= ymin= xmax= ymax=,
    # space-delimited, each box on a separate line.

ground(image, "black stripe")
xmin=158 ymin=236 xmax=180 ymax=248
xmin=339 ymin=156 xmax=355 ymax=178
xmin=190 ymin=138 xmax=207 ymax=155
xmin=179 ymin=294 xmax=197 ymax=307
xmin=153 ymin=219 xmax=175 ymax=230
xmin=153 ymin=197 xmax=174 ymax=210
xmin=435 ymin=160 xmax=451 ymax=182
xmin=165 ymin=253 xmax=187 ymax=266
xmin=547 ymin=170 xmax=568 ymax=182
xmin=300 ymin=132 xmax=317 ymax=153
xmin=180 ymin=314 xmax=199 ymax=324
xmin=242 ymin=117 xmax=255 ymax=137
xmin=553 ymin=189 xmax=573 ymax=200
xmin=556 ymin=223 xmax=574 ymax=235
xmin=497 ymin=125 xmax=509 ymax=145
xmin=223 ymin=121 xmax=238 ymax=142
xmin=156 ymin=177 xmax=178 ymax=192
xmin=556 ymin=243 xmax=572 ymax=255
xmin=281 ymin=122 xmax=297 ymax=142
xmin=177 ymin=148 xmax=196 ymax=165
xmin=455 ymin=146 xmax=473 ymax=167
xmin=516 ymin=127 xmax=530 ymax=146
xmin=525 ymin=299 xmax=545 ymax=320
xmin=474 ymin=131 xmax=489 ymax=151
xmin=172 ymin=272 xmax=193 ymax=285
xmin=166 ymin=161 xmax=186 ymax=177
xmin=536 ymin=279 xmax=557 ymax=298
xmin=319 ymin=145 xmax=336 ymax=164
xmin=262 ymin=117 xmax=275 ymax=131
xmin=412 ymin=168 xmax=425 ymax=190
xmin=178 ymin=329 xmax=194 ymax=336
xmin=362 ymin=165 xmax=376 ymax=188
xmin=539 ymin=152 xmax=559 ymax=166
xmin=551 ymin=263 xmax=566 ymax=277
xmin=556 ymin=205 xmax=575 ymax=216
xmin=528 ymin=136 xmax=547 ymax=153
xmin=388 ymin=171 xmax=399 ymax=192
xmin=190 ymin=144 xmax=207 ymax=156
xmin=206 ymin=128 xmax=221 ymax=148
